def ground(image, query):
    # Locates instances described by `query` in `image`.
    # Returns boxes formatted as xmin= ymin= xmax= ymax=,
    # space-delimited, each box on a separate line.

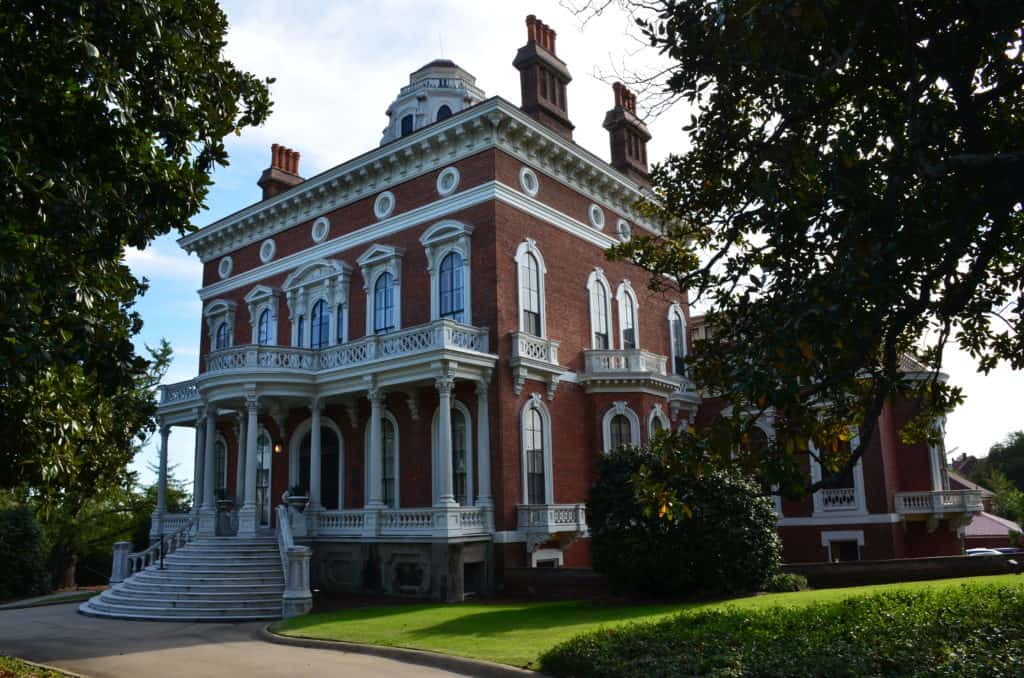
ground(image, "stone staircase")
xmin=79 ymin=536 xmax=284 ymax=621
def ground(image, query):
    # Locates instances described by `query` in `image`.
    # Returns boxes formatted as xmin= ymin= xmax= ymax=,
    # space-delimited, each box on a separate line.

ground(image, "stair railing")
xmin=276 ymin=503 xmax=313 ymax=618
xmin=111 ymin=518 xmax=195 ymax=583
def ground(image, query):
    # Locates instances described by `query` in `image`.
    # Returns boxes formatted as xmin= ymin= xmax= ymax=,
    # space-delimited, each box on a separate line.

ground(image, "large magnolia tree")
xmin=587 ymin=0 xmax=1023 ymax=507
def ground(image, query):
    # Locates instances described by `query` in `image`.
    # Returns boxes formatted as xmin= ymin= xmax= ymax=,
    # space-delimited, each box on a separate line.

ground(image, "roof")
xmin=413 ymin=59 xmax=461 ymax=72
xmin=947 ymin=469 xmax=995 ymax=497
xmin=965 ymin=511 xmax=1022 ymax=537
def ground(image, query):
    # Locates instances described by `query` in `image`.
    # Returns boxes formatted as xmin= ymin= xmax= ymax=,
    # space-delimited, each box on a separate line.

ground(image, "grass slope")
xmin=272 ymin=573 xmax=1024 ymax=669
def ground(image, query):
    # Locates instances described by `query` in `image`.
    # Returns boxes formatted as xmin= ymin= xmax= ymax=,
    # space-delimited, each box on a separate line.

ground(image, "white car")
xmin=965 ymin=547 xmax=1003 ymax=557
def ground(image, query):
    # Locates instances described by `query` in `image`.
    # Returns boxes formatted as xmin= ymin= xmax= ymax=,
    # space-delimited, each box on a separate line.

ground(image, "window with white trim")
xmin=669 ymin=304 xmax=687 ymax=376
xmin=364 ymin=411 xmax=400 ymax=509
xmin=616 ymin=281 xmax=639 ymax=350
xmin=521 ymin=395 xmax=554 ymax=505
xmin=357 ymin=245 xmax=404 ymax=336
xmin=310 ymin=299 xmax=330 ymax=348
xmin=214 ymin=436 xmax=228 ymax=495
xmin=420 ymin=220 xmax=473 ymax=324
xmin=809 ymin=433 xmax=867 ymax=515
xmin=515 ymin=240 xmax=547 ymax=337
xmin=602 ymin=402 xmax=642 ymax=452
xmin=586 ymin=269 xmax=614 ymax=350
xmin=204 ymin=299 xmax=236 ymax=351
xmin=439 ymin=253 xmax=465 ymax=322
xmin=283 ymin=259 xmax=352 ymax=348
xmin=373 ymin=273 xmax=396 ymax=334
xmin=215 ymin=322 xmax=230 ymax=350
xmin=245 ymin=285 xmax=281 ymax=347
xmin=257 ymin=309 xmax=272 ymax=345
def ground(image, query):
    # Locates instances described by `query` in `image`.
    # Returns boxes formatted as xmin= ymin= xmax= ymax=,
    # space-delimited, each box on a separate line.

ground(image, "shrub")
xmin=0 ymin=507 xmax=50 ymax=600
xmin=589 ymin=446 xmax=782 ymax=596
xmin=540 ymin=583 xmax=1024 ymax=677
xmin=762 ymin=573 xmax=808 ymax=593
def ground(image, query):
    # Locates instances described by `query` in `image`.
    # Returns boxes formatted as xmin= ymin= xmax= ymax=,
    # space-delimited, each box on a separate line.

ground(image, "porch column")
xmin=309 ymin=398 xmax=323 ymax=509
xmin=435 ymin=375 xmax=457 ymax=507
xmin=238 ymin=393 xmax=260 ymax=536
xmin=191 ymin=414 xmax=204 ymax=516
xmin=235 ymin=412 xmax=247 ymax=507
xmin=366 ymin=386 xmax=385 ymax=508
xmin=198 ymin=407 xmax=218 ymax=536
xmin=151 ymin=423 xmax=171 ymax=540
xmin=475 ymin=378 xmax=493 ymax=508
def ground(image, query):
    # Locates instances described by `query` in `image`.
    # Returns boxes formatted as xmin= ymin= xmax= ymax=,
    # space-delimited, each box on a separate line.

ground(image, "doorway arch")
xmin=289 ymin=416 xmax=344 ymax=509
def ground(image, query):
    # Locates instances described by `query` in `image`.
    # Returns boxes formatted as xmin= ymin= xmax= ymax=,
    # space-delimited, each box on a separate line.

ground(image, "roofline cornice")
xmin=180 ymin=97 xmax=660 ymax=263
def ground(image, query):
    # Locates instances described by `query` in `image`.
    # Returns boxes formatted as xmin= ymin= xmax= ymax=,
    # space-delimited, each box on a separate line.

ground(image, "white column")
xmin=238 ymin=394 xmax=260 ymax=535
xmin=366 ymin=387 xmax=385 ymax=508
xmin=435 ymin=375 xmax=457 ymax=507
xmin=191 ymin=416 xmax=204 ymax=516
xmin=235 ymin=413 xmax=247 ymax=507
xmin=198 ymin=407 xmax=218 ymax=535
xmin=309 ymin=398 xmax=322 ymax=509
xmin=475 ymin=379 xmax=493 ymax=508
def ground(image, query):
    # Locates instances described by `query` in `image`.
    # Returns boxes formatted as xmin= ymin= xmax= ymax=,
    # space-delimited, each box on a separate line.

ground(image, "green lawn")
xmin=0 ymin=655 xmax=70 ymax=677
xmin=271 ymin=573 xmax=1024 ymax=669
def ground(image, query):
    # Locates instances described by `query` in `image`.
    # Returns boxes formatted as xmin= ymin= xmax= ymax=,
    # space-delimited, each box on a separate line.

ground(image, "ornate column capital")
xmin=435 ymin=375 xmax=455 ymax=396
xmin=245 ymin=391 xmax=260 ymax=414
xmin=476 ymin=368 xmax=493 ymax=396
xmin=365 ymin=377 xmax=385 ymax=405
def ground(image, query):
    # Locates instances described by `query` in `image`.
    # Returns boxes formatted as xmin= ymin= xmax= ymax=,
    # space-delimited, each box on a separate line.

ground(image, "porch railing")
xmin=820 ymin=487 xmax=858 ymax=511
xmin=582 ymin=349 xmax=668 ymax=376
xmin=895 ymin=490 xmax=984 ymax=515
xmin=315 ymin=506 xmax=490 ymax=538
xmin=111 ymin=517 xmax=194 ymax=583
xmin=516 ymin=503 xmax=588 ymax=535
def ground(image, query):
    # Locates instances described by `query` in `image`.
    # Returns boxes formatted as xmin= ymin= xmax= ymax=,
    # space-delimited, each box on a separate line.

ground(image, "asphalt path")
xmin=0 ymin=602 xmax=461 ymax=678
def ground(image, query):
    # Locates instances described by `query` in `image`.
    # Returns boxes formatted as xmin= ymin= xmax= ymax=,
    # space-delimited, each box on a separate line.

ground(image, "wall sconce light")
xmin=273 ymin=442 xmax=283 ymax=454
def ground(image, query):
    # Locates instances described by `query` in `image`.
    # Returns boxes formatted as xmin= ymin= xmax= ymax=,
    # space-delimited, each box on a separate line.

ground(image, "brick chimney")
xmin=513 ymin=15 xmax=574 ymax=140
xmin=603 ymin=82 xmax=652 ymax=188
xmin=257 ymin=143 xmax=303 ymax=200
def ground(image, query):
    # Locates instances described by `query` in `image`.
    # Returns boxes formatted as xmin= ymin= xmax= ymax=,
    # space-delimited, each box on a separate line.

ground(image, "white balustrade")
xmin=820 ymin=487 xmax=858 ymax=511
xmin=516 ymin=503 xmax=588 ymax=535
xmin=583 ymin=349 xmax=668 ymax=376
xmin=316 ymin=506 xmax=490 ymax=538
xmin=895 ymin=490 xmax=984 ymax=515
xmin=202 ymin=319 xmax=489 ymax=375
xmin=159 ymin=380 xmax=199 ymax=404
xmin=510 ymin=331 xmax=560 ymax=364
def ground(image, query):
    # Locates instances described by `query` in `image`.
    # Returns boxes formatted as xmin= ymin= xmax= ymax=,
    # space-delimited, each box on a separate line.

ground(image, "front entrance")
xmin=299 ymin=427 xmax=342 ymax=509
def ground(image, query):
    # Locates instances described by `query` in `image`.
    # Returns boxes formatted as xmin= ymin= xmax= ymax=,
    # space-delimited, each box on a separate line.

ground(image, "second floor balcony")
xmin=895 ymin=489 xmax=984 ymax=532
xmin=579 ymin=348 xmax=690 ymax=397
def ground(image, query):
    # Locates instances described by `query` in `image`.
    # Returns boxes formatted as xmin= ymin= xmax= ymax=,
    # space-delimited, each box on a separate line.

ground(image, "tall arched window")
xmin=524 ymin=407 xmax=546 ymax=504
xmin=310 ymin=300 xmax=329 ymax=349
xmin=257 ymin=309 xmax=271 ymax=345
xmin=214 ymin=438 xmax=227 ymax=495
xmin=400 ymin=114 xmax=414 ymax=136
xmin=588 ymin=272 xmax=612 ymax=349
xmin=452 ymin=408 xmax=468 ymax=505
xmin=617 ymin=283 xmax=639 ymax=350
xmin=521 ymin=253 xmax=542 ymax=336
xmin=439 ymin=252 xmax=464 ymax=322
xmin=436 ymin=105 xmax=453 ymax=121
xmin=670 ymin=307 xmax=687 ymax=375
xmin=374 ymin=273 xmax=396 ymax=334
xmin=382 ymin=417 xmax=397 ymax=507
xmin=215 ymin=322 xmax=230 ymax=350
xmin=610 ymin=414 xmax=632 ymax=450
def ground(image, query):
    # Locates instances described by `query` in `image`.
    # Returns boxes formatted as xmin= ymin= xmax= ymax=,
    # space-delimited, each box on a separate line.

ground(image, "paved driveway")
xmin=0 ymin=602 xmax=458 ymax=678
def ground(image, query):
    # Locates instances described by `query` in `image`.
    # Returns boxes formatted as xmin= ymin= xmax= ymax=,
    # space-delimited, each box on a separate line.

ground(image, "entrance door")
xmin=256 ymin=430 xmax=272 ymax=527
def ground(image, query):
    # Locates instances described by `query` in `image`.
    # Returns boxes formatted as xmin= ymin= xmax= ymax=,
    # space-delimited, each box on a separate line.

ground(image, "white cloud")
xmin=124 ymin=242 xmax=202 ymax=283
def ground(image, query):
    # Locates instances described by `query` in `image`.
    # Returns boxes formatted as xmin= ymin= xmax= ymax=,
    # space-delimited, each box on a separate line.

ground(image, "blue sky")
xmin=125 ymin=1 xmax=1020 ymax=491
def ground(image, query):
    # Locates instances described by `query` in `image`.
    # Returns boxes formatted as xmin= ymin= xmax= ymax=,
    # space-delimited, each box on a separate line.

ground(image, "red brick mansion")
xmin=84 ymin=16 xmax=985 ymax=618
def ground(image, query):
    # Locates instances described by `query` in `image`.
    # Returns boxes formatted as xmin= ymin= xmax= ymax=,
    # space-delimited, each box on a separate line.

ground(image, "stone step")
xmin=102 ymin=592 xmax=282 ymax=609
xmin=121 ymin=580 xmax=284 ymax=594
xmin=162 ymin=556 xmax=281 ymax=567
xmin=134 ymin=564 xmax=283 ymax=575
xmin=80 ymin=599 xmax=280 ymax=621
xmin=131 ymin=574 xmax=283 ymax=587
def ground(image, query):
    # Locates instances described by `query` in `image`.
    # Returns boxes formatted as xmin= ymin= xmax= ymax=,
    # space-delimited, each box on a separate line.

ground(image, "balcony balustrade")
xmin=516 ymin=503 xmax=588 ymax=536
xmin=894 ymin=490 xmax=984 ymax=516
xmin=583 ymin=348 xmax=667 ymax=375
xmin=508 ymin=331 xmax=564 ymax=399
xmin=820 ymin=487 xmax=858 ymax=511
xmin=314 ymin=506 xmax=491 ymax=539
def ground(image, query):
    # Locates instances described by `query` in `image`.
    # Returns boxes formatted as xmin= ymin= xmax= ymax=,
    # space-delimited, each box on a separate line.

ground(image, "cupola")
xmin=379 ymin=60 xmax=487 ymax=145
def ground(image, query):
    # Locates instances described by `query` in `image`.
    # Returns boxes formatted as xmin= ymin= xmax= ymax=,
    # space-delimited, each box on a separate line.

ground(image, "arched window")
xmin=610 ymin=414 xmax=632 ymax=450
xmin=439 ymin=252 xmax=464 ymax=322
xmin=214 ymin=437 xmax=228 ymax=495
xmin=452 ymin=408 xmax=468 ymax=505
xmin=436 ymin=105 xmax=453 ymax=121
xmin=524 ymin=407 xmax=546 ymax=504
xmin=400 ymin=114 xmax=414 ymax=136
xmin=374 ymin=273 xmax=396 ymax=334
xmin=617 ymin=283 xmax=639 ymax=350
xmin=521 ymin=253 xmax=542 ymax=336
xmin=215 ymin=322 xmax=230 ymax=350
xmin=587 ymin=271 xmax=612 ymax=349
xmin=670 ymin=307 xmax=687 ymax=375
xmin=382 ymin=417 xmax=397 ymax=507
xmin=310 ymin=299 xmax=329 ymax=349
xmin=257 ymin=309 xmax=271 ymax=345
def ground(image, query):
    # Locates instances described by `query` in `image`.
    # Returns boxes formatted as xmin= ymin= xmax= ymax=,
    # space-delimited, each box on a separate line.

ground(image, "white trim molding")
xmin=364 ymin=408 xmax=401 ymax=508
xmin=531 ymin=547 xmax=564 ymax=568
xmin=244 ymin=285 xmax=282 ymax=346
xmin=602 ymin=401 xmax=641 ymax=453
xmin=420 ymin=220 xmax=474 ymax=324
xmin=647 ymin=404 xmax=670 ymax=439
xmin=518 ymin=166 xmax=540 ymax=197
xmin=357 ymin=244 xmax=405 ymax=335
xmin=514 ymin=239 xmax=548 ymax=338
xmin=283 ymin=258 xmax=353 ymax=347
xmin=373 ymin=191 xmax=396 ymax=220
xmin=668 ymin=303 xmax=687 ymax=376
xmin=585 ymin=268 xmax=614 ymax=350
xmin=521 ymin=393 xmax=555 ymax=504
xmin=311 ymin=216 xmax=330 ymax=243
xmin=204 ymin=299 xmax=237 ymax=350
xmin=431 ymin=399 xmax=474 ymax=507
xmin=436 ymin=166 xmax=461 ymax=197
xmin=616 ymin=280 xmax=640 ymax=350
xmin=809 ymin=433 xmax=868 ymax=517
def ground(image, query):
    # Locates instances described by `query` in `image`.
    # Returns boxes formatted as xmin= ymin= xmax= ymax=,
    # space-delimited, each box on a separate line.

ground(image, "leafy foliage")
xmin=971 ymin=431 xmax=1024 ymax=491
xmin=540 ymin=583 xmax=1024 ymax=677
xmin=598 ymin=0 xmax=1024 ymax=500
xmin=761 ymin=572 xmax=808 ymax=594
xmin=979 ymin=469 xmax=1024 ymax=527
xmin=590 ymin=440 xmax=781 ymax=596
xmin=0 ymin=507 xmax=50 ymax=600
xmin=0 ymin=0 xmax=272 ymax=491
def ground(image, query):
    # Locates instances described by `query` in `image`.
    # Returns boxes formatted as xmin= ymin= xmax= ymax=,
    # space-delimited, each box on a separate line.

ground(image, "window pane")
xmin=622 ymin=297 xmax=636 ymax=350
xmin=610 ymin=414 xmax=632 ymax=449
xmin=215 ymin=322 xmax=229 ymax=350
xmin=336 ymin=304 xmax=344 ymax=343
xmin=382 ymin=419 xmax=396 ymax=507
xmin=452 ymin=409 xmax=467 ymax=505
xmin=591 ymin=282 xmax=609 ymax=348
xmin=374 ymin=273 xmax=395 ymax=334
xmin=439 ymin=252 xmax=464 ymax=322
xmin=672 ymin=313 xmax=686 ymax=374
xmin=521 ymin=252 xmax=542 ymax=335
xmin=257 ymin=309 xmax=271 ymax=345
xmin=525 ymin=408 xmax=545 ymax=504
xmin=436 ymin=105 xmax=452 ymax=121
xmin=401 ymin=114 xmax=414 ymax=136
xmin=310 ymin=300 xmax=329 ymax=349
xmin=214 ymin=440 xmax=227 ymax=493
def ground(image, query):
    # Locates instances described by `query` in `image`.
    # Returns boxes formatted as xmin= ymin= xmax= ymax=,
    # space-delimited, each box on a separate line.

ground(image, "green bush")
xmin=541 ymin=583 xmax=1024 ymax=677
xmin=762 ymin=573 xmax=808 ymax=593
xmin=0 ymin=507 xmax=50 ymax=600
xmin=589 ymin=446 xmax=781 ymax=596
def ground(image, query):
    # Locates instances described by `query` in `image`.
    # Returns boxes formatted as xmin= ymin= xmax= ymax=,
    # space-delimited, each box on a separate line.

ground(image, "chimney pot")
xmin=259 ymin=143 xmax=304 ymax=199
xmin=513 ymin=15 xmax=574 ymax=140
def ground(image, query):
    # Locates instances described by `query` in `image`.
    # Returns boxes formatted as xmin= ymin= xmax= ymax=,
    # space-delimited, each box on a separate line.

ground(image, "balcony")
xmin=579 ymin=349 xmax=685 ymax=396
xmin=508 ymin=331 xmax=565 ymax=400
xmin=820 ymin=487 xmax=859 ymax=511
xmin=311 ymin=506 xmax=492 ymax=540
xmin=895 ymin=490 xmax=984 ymax=531
xmin=516 ymin=503 xmax=588 ymax=552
